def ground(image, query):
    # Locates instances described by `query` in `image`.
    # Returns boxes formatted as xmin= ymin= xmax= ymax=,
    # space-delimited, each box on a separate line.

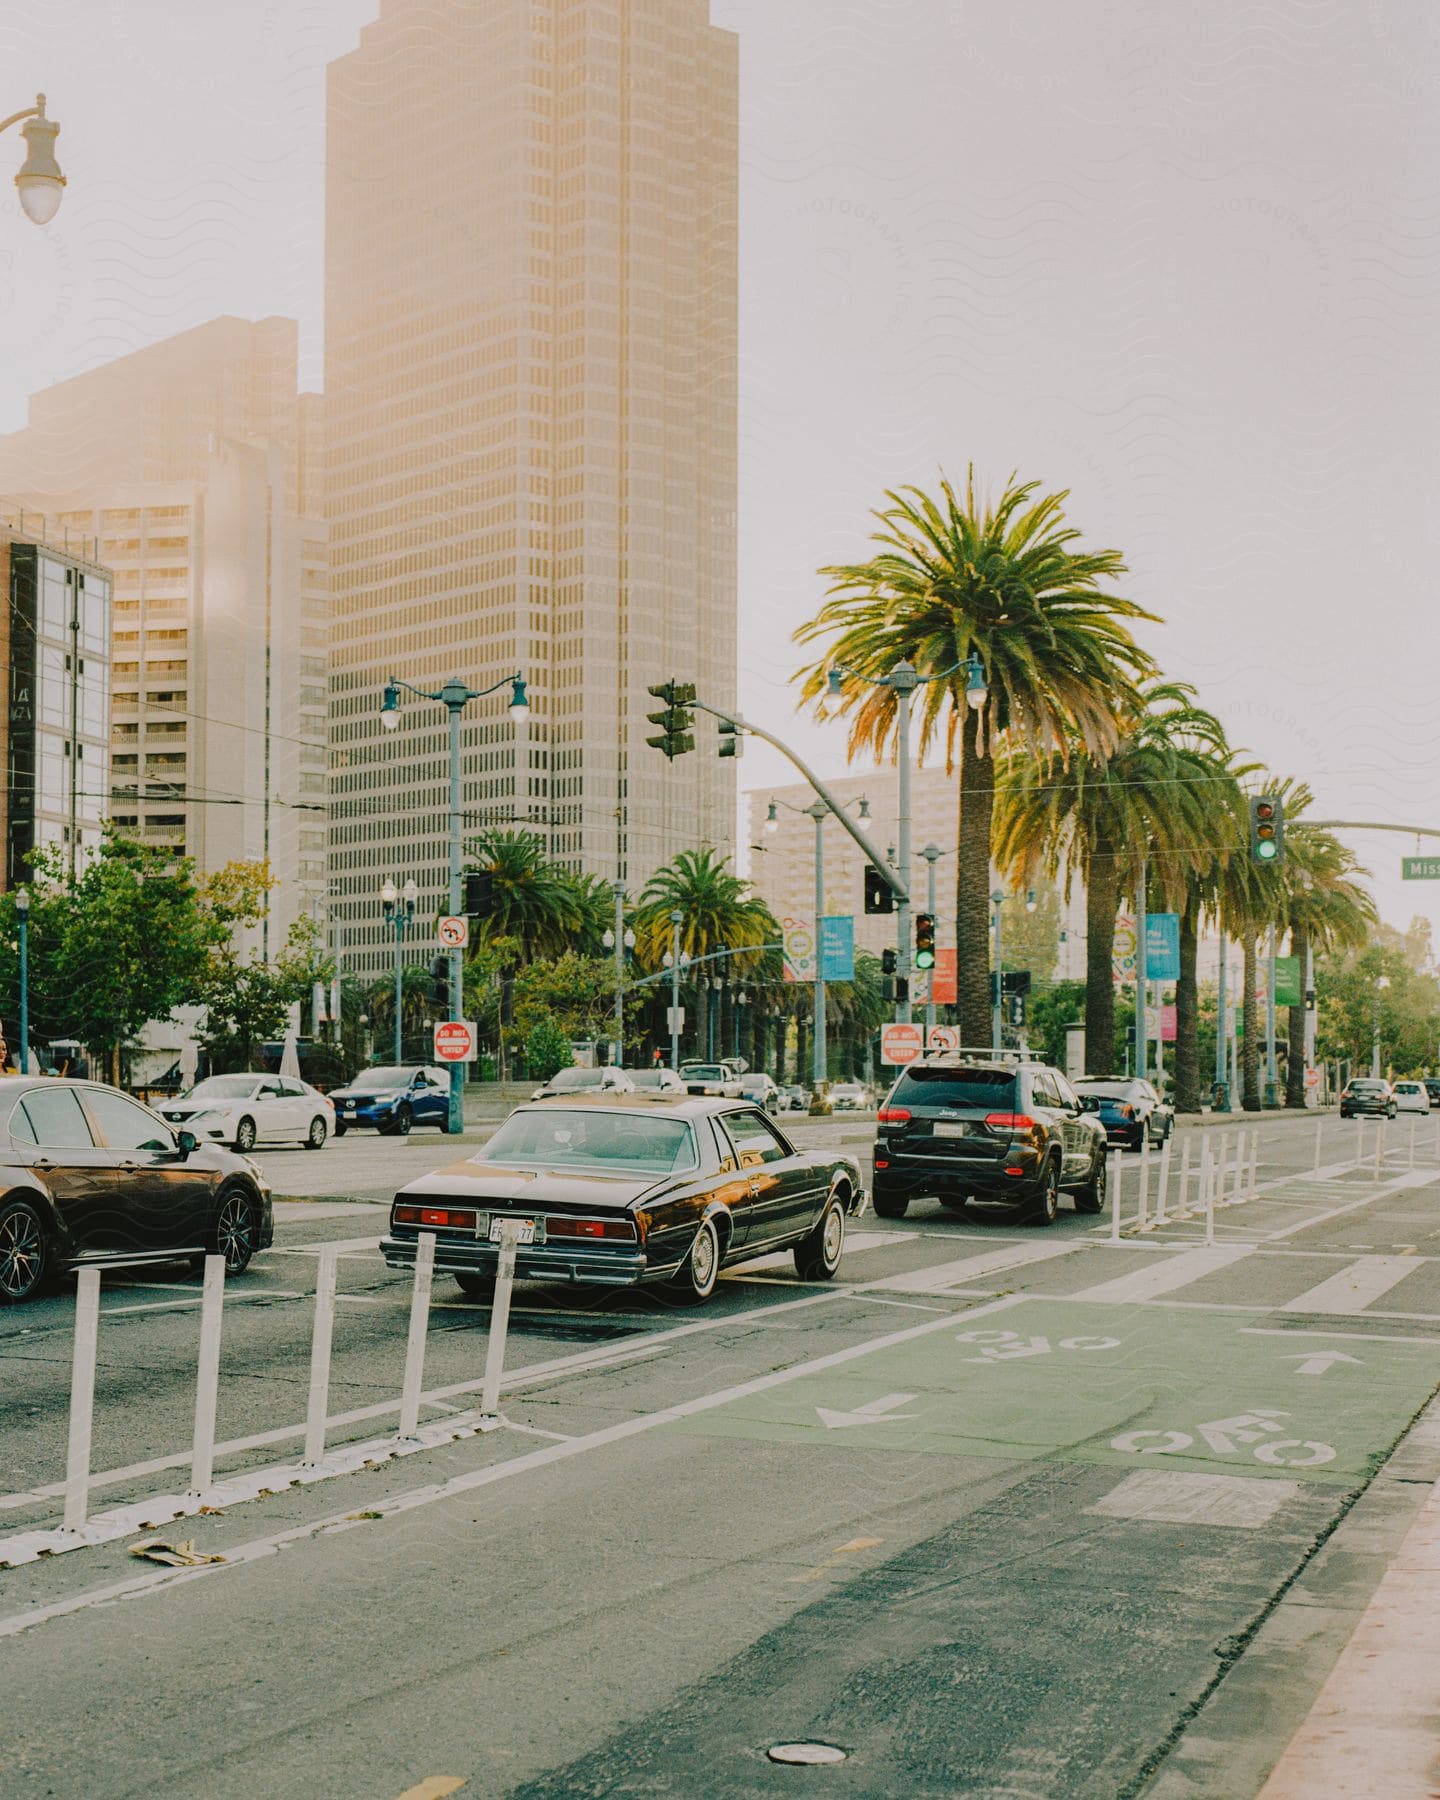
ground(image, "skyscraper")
xmin=325 ymin=0 xmax=738 ymax=975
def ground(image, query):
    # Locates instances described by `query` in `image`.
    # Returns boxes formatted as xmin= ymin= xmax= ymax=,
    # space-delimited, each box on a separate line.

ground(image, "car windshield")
xmin=740 ymin=1076 xmax=767 ymax=1091
xmin=893 ymin=1068 xmax=1017 ymax=1110
xmin=355 ymin=1067 xmax=412 ymax=1088
xmin=185 ymin=1076 xmax=260 ymax=1100
xmin=1350 ymin=1081 xmax=1386 ymax=1092
xmin=474 ymin=1109 xmax=696 ymax=1175
xmin=683 ymin=1065 xmax=726 ymax=1079
xmin=544 ymin=1068 xmax=605 ymax=1091
xmin=1075 ymin=1082 xmax=1142 ymax=1101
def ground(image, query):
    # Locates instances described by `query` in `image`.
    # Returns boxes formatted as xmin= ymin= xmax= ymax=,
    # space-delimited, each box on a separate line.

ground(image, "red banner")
xmin=930 ymin=948 xmax=957 ymax=1005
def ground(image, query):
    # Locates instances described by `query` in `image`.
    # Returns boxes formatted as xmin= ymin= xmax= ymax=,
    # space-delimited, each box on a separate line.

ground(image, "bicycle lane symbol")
xmin=956 ymin=1328 xmax=1122 ymax=1364
xmin=1111 ymin=1409 xmax=1336 ymax=1469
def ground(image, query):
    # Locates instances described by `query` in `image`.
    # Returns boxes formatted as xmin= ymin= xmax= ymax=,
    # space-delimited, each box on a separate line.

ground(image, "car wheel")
xmin=213 ymin=1187 xmax=257 ymax=1277
xmin=1074 ymin=1149 xmax=1107 ymax=1215
xmin=454 ymin=1271 xmax=495 ymax=1301
xmin=0 ymin=1198 xmax=51 ymax=1304
xmin=334 ymin=1121 xmax=348 ymax=1137
xmin=1028 ymin=1158 xmax=1060 ymax=1227
xmin=233 ymin=1117 xmax=257 ymax=1154
xmin=395 ymin=1104 xmax=413 ymax=1137
xmin=304 ymin=1116 xmax=327 ymax=1151
xmin=870 ymin=1183 xmax=909 ymax=1219
xmin=794 ymin=1194 xmax=846 ymax=1281
xmin=669 ymin=1217 xmax=720 ymax=1304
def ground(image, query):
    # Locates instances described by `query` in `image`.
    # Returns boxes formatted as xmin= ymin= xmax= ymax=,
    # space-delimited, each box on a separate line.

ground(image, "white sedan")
xmin=1392 ymin=1080 xmax=1432 ymax=1115
xmin=161 ymin=1074 xmax=335 ymax=1151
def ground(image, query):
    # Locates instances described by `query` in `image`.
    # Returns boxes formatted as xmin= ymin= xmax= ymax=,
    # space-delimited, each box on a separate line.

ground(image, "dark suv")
xmin=872 ymin=1058 xmax=1109 ymax=1225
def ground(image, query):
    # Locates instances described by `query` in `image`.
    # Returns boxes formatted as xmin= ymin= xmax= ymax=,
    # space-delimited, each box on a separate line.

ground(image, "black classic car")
xmin=0 ymin=1077 xmax=273 ymax=1303
xmin=381 ymin=1094 xmax=866 ymax=1303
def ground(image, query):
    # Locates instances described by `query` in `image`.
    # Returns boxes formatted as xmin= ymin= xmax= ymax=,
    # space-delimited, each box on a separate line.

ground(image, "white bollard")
xmin=1409 ymin=1117 xmax=1417 ymax=1170
xmin=1314 ymin=1118 xmax=1323 ymax=1173
xmin=1204 ymin=1159 xmax=1216 ymax=1246
xmin=1155 ymin=1134 xmax=1173 ymax=1226
xmin=480 ymin=1220 xmax=521 ymax=1416
xmin=398 ymin=1232 xmax=437 ymax=1439
xmin=1375 ymin=1123 xmax=1384 ymax=1175
xmin=63 ymin=1268 xmax=101 ymax=1532
xmin=1232 ymin=1131 xmax=1246 ymax=1207
xmin=303 ymin=1246 xmax=339 ymax=1467
xmin=1138 ymin=1136 xmax=1152 ymax=1231
xmin=1248 ymin=1129 xmax=1259 ymax=1200
xmin=1174 ymin=1136 xmax=1193 ymax=1219
xmin=1213 ymin=1130 xmax=1230 ymax=1208
xmin=189 ymin=1255 xmax=226 ymax=1494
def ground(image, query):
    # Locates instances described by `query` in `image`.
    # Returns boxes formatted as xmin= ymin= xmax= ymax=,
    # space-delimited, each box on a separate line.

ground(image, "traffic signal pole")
xmin=893 ymin=665 xmax=917 ymax=1026
xmin=923 ymin=846 xmax=941 ymax=1033
xmin=1135 ymin=859 xmax=1148 ymax=1085
xmin=812 ymin=803 xmax=827 ymax=1086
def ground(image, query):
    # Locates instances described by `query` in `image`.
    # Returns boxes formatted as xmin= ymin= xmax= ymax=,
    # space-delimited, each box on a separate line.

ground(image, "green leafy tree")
xmin=1025 ymin=979 xmax=1088 ymax=1070
xmin=796 ymin=470 xmax=1157 ymax=1045
xmin=525 ymin=1018 xmax=575 ymax=1083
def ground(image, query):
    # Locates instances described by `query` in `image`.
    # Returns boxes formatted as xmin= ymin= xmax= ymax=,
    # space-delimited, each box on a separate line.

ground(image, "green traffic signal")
xmin=915 ymin=912 xmax=936 ymax=968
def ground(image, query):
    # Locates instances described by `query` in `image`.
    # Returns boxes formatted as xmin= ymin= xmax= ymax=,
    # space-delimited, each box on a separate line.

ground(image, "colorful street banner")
xmin=1144 ymin=914 xmax=1181 ymax=982
xmin=931 ymin=947 xmax=958 ymax=1005
xmin=1273 ymin=955 xmax=1301 ymax=1008
xmin=1112 ymin=914 xmax=1137 ymax=984
xmin=781 ymin=915 xmax=814 ymax=984
xmin=819 ymin=914 xmax=856 ymax=982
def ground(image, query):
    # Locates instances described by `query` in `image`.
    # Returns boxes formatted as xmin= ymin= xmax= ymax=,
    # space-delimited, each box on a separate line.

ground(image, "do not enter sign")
xmin=881 ymin=1022 xmax=924 ymax=1065
xmin=433 ymin=1020 xmax=477 ymax=1063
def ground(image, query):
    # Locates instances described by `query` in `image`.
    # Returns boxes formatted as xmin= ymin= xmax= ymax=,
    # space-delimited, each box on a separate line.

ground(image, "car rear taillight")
xmin=877 ymin=1107 xmax=911 ymax=1123
xmin=984 ymin=1113 xmax=1037 ymax=1133
xmin=545 ymin=1216 xmax=638 ymax=1242
xmin=393 ymin=1204 xmax=478 ymax=1230
xmin=874 ymin=1158 xmax=889 ymax=1170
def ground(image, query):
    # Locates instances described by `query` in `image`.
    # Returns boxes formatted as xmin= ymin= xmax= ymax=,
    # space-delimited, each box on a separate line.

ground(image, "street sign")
xmin=666 ymin=1005 xmax=685 ymax=1033
xmin=433 ymin=1020 xmax=477 ymax=1063
xmin=1403 ymin=856 xmax=1440 ymax=880
xmin=1304 ymin=1067 xmax=1321 ymax=1089
xmin=926 ymin=1024 xmax=959 ymax=1056
xmin=437 ymin=915 xmax=469 ymax=949
xmin=880 ymin=1021 xmax=924 ymax=1065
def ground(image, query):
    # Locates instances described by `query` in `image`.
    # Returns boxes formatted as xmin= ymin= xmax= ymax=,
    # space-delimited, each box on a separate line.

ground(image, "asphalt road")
xmin=3 ymin=1110 xmax=1439 ymax=1798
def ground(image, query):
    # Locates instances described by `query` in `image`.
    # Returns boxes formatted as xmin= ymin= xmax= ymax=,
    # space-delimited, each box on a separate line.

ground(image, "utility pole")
xmin=669 ymin=909 xmax=683 ymax=1072
xmin=1135 ymin=860 xmax=1148 ymax=1085
xmin=810 ymin=800 xmax=827 ymax=1088
xmin=892 ymin=662 xmax=918 ymax=1026
xmin=1264 ymin=923 xmax=1279 ymax=1106
xmin=991 ymin=891 xmax=1004 ymax=1052
xmin=922 ymin=845 xmax=942 ymax=1034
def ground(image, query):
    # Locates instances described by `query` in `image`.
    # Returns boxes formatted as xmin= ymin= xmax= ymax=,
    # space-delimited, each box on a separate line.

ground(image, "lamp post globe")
xmin=13 ymin=97 xmax=64 ymax=225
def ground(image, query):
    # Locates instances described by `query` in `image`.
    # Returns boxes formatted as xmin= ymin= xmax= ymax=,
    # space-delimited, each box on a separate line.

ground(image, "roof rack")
xmin=917 ymin=1044 xmax=1026 ymax=1064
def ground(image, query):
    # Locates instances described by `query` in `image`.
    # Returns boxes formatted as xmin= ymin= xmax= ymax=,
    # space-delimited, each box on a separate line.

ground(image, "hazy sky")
xmin=1 ymin=0 xmax=1436 ymax=930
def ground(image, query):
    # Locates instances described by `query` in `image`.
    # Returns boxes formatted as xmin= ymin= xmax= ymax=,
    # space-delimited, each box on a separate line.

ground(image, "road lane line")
xmin=101 ymin=1292 xmax=305 ymax=1318
xmin=0 ymin=1292 xmax=1024 ymax=1639
xmin=1241 ymin=1327 xmax=1440 ymax=1347
xmin=1262 ymin=1170 xmax=1435 ymax=1241
xmin=1071 ymin=1245 xmax=1253 ymax=1303
xmin=867 ymin=1240 xmax=1084 ymax=1293
xmin=1280 ymin=1256 xmax=1421 ymax=1315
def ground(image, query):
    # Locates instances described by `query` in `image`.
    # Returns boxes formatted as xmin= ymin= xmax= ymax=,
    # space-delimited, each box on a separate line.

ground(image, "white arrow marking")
xmin=815 ymin=1392 xmax=918 ymax=1430
xmin=1284 ymin=1351 xmax=1364 ymax=1377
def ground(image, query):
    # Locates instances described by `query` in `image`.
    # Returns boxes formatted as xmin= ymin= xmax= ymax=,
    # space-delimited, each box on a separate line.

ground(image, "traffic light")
xmin=463 ymin=870 xmax=494 ymax=915
xmin=646 ymin=680 xmax=696 ymax=760
xmin=914 ymin=913 xmax=935 ymax=969
xmin=1249 ymin=794 xmax=1285 ymax=866
xmin=864 ymin=866 xmax=894 ymax=914
xmin=1007 ymin=992 xmax=1026 ymax=1027
xmin=429 ymin=955 xmax=450 ymax=1009
xmin=717 ymin=720 xmax=743 ymax=759
xmin=895 ymin=976 xmax=909 ymax=1004
xmin=881 ymin=947 xmax=897 ymax=975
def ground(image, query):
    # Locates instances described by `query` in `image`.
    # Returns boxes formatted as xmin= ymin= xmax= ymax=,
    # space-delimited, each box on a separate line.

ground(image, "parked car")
xmin=329 ymin=1066 xmax=455 ymax=1135
xmin=0 ymin=1078 xmax=273 ymax=1303
xmin=1424 ymin=1078 xmax=1440 ymax=1108
xmin=778 ymin=1085 xmax=809 ymax=1114
xmin=624 ymin=1067 xmax=687 ymax=1095
xmin=872 ymin=1057 xmax=1108 ymax=1225
xmin=380 ymin=1095 xmax=865 ymax=1303
xmin=830 ymin=1082 xmax=873 ymax=1112
xmin=531 ymin=1066 xmax=636 ymax=1102
xmin=1340 ymin=1078 xmax=1395 ymax=1120
xmin=738 ymin=1072 xmax=780 ymax=1115
xmin=1392 ymin=1080 xmax=1431 ymax=1115
xmin=1072 ymin=1076 xmax=1174 ymax=1150
xmin=161 ymin=1073 xmax=334 ymax=1152
xmin=678 ymin=1062 xmax=745 ymax=1098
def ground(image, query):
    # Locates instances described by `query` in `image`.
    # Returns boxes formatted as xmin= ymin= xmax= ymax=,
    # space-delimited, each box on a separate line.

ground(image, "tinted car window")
xmin=1076 ymin=1081 xmax=1142 ymax=1101
xmin=280 ymin=1079 xmax=308 ymax=1098
xmin=17 ymin=1086 xmax=96 ymax=1149
xmin=723 ymin=1111 xmax=790 ymax=1167
xmin=1349 ymin=1081 xmax=1387 ymax=1093
xmin=892 ymin=1068 xmax=1017 ymax=1109
xmin=1031 ymin=1071 xmax=1061 ymax=1108
xmin=85 ymin=1089 xmax=174 ymax=1152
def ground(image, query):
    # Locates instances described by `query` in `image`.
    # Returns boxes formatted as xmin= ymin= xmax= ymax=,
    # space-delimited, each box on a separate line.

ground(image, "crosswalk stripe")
xmin=1280 ymin=1256 xmax=1420 ymax=1315
xmin=867 ymin=1239 xmax=1083 ymax=1294
xmin=1072 ymin=1245 xmax=1253 ymax=1303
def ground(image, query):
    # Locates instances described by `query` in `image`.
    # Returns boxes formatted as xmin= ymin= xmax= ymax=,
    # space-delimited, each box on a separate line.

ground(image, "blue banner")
xmin=1143 ymin=914 xmax=1180 ymax=983
xmin=819 ymin=914 xmax=856 ymax=982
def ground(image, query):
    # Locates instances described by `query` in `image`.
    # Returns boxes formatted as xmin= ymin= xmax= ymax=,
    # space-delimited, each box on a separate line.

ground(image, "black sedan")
xmin=0 ymin=1077 xmax=273 ymax=1304
xmin=1073 ymin=1077 xmax=1175 ymax=1149
xmin=381 ymin=1095 xmax=866 ymax=1303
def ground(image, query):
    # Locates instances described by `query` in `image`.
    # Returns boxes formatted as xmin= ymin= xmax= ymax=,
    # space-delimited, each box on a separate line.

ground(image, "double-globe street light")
xmin=380 ymin=878 xmax=418 ymax=1064
xmin=15 ymin=887 xmax=29 ymax=1073
xmin=2 ymin=94 xmax=65 ymax=225
xmin=601 ymin=885 xmax=637 ymax=1063
xmin=381 ymin=673 xmax=529 ymax=1130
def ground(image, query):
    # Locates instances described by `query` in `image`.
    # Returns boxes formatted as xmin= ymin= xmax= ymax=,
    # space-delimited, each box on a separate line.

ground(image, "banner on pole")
xmin=819 ymin=915 xmax=855 ymax=982
xmin=1112 ymin=915 xmax=1137 ymax=984
xmin=931 ymin=946 xmax=957 ymax=1005
xmin=1144 ymin=915 xmax=1181 ymax=982
xmin=782 ymin=916 xmax=815 ymax=984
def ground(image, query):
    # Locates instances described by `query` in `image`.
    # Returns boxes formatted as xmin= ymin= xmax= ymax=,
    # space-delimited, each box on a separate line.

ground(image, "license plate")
xmin=490 ymin=1217 xmax=539 ymax=1245
xmin=342 ymin=1104 xmax=355 ymax=1113
xmin=933 ymin=1122 xmax=968 ymax=1139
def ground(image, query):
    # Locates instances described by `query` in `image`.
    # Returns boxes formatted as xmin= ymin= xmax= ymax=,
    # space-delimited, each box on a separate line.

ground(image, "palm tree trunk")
xmin=1174 ymin=897 xmax=1201 ymax=1112
xmin=796 ymin=1012 xmax=809 ymax=1085
xmin=1286 ymin=926 xmax=1309 ymax=1107
xmin=1085 ymin=849 xmax=1119 ymax=1075
xmin=956 ymin=705 xmax=995 ymax=1045
xmin=1242 ymin=934 xmax=1261 ymax=1111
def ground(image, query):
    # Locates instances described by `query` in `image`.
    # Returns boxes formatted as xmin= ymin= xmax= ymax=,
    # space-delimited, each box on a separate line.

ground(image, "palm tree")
xmin=795 ymin=470 xmax=1158 ymax=1045
xmin=466 ymin=829 xmax=582 ymax=960
xmin=1280 ymin=832 xmax=1377 ymax=1106
xmin=566 ymin=872 xmax=616 ymax=959
xmin=993 ymin=681 xmax=1228 ymax=1077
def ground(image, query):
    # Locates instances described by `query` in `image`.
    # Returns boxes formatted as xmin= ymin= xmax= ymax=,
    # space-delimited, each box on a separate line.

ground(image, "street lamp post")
xmin=668 ymin=909 xmax=684 ymax=1070
xmin=1372 ymin=975 xmax=1391 ymax=1078
xmin=380 ymin=671 xmax=528 ymax=1131
xmin=602 ymin=887 xmax=635 ymax=1068
xmin=921 ymin=845 xmax=944 ymax=1033
xmin=734 ymin=988 xmax=748 ymax=1062
xmin=15 ymin=887 xmax=29 ymax=1073
xmin=1264 ymin=923 xmax=1280 ymax=1108
xmin=1 ymin=94 xmax=66 ymax=225
xmin=991 ymin=890 xmax=1004 ymax=1051
xmin=381 ymin=878 xmax=417 ymax=1063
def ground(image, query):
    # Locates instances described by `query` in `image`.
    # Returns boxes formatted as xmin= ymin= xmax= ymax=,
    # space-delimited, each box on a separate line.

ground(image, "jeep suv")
xmin=872 ymin=1059 xmax=1108 ymax=1225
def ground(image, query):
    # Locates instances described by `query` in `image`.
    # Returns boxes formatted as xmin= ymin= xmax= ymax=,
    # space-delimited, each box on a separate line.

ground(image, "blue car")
xmin=329 ymin=1065 xmax=456 ymax=1136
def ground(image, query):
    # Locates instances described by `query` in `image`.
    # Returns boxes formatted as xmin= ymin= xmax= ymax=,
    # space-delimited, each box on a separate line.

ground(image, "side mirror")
xmin=177 ymin=1130 xmax=198 ymax=1159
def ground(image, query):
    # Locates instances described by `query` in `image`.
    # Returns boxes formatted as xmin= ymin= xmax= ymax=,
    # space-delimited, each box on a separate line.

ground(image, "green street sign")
xmin=1402 ymin=857 xmax=1440 ymax=880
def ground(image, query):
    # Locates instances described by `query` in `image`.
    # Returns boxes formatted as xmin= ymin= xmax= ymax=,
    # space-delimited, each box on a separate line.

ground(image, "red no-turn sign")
xmin=433 ymin=1020 xmax=478 ymax=1063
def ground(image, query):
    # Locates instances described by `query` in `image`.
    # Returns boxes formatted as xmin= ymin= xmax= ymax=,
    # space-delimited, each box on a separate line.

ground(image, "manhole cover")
xmin=767 ymin=1743 xmax=847 ymax=1766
